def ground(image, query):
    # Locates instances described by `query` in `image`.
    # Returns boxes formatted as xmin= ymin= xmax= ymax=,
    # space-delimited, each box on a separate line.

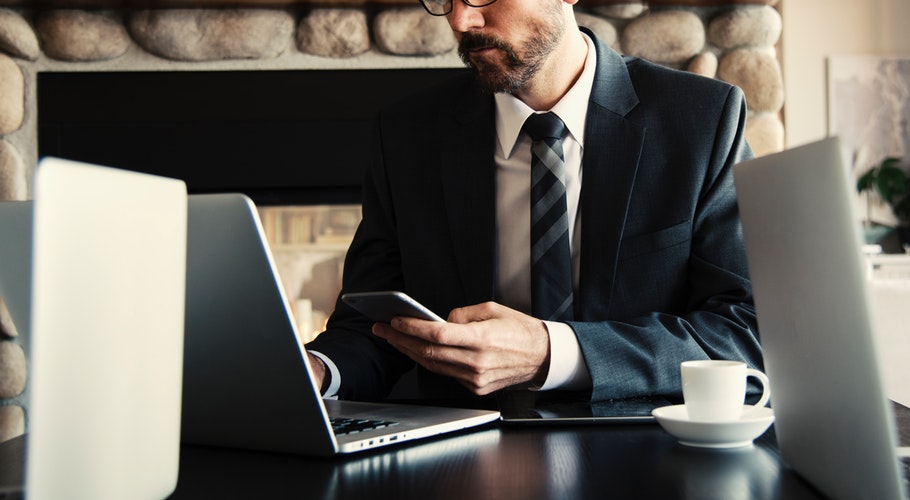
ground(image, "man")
xmin=305 ymin=0 xmax=761 ymax=404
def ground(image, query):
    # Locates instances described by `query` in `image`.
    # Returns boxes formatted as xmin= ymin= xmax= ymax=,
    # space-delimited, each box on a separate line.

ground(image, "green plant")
xmin=856 ymin=157 xmax=910 ymax=226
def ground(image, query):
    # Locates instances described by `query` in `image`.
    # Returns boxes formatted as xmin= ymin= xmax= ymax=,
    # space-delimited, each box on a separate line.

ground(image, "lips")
xmin=459 ymin=34 xmax=502 ymax=54
xmin=469 ymin=46 xmax=495 ymax=57
xmin=458 ymin=33 xmax=509 ymax=68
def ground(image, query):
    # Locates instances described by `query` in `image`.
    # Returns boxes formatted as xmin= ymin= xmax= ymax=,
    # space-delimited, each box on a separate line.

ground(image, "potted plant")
xmin=856 ymin=157 xmax=910 ymax=250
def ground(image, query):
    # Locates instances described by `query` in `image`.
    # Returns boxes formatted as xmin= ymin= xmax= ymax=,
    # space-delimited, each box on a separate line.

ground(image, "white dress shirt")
xmin=493 ymin=33 xmax=596 ymax=390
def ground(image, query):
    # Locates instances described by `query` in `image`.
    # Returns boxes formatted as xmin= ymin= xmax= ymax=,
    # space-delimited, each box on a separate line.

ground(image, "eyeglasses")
xmin=418 ymin=0 xmax=498 ymax=16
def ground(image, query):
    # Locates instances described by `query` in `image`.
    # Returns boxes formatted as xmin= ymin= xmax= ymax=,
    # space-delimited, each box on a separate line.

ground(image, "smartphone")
xmin=341 ymin=291 xmax=446 ymax=323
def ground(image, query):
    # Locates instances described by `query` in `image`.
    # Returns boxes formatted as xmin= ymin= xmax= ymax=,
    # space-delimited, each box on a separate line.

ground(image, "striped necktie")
xmin=524 ymin=112 xmax=574 ymax=321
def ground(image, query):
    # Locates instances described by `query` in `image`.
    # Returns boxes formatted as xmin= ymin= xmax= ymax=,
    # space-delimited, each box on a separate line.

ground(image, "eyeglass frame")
xmin=418 ymin=0 xmax=498 ymax=16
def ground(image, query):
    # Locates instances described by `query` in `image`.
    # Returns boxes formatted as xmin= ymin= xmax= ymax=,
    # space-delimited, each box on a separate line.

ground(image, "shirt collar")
xmin=495 ymin=32 xmax=596 ymax=159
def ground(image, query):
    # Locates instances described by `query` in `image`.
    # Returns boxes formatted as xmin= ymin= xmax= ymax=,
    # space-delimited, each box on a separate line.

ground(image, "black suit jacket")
xmin=307 ymin=30 xmax=761 ymax=402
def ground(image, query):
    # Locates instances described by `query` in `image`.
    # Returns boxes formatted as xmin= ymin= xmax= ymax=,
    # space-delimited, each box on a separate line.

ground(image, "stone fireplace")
xmin=0 ymin=0 xmax=784 ymax=441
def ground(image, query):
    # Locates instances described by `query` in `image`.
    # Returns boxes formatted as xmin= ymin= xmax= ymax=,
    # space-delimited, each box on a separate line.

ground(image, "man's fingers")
xmin=371 ymin=303 xmax=551 ymax=395
xmin=386 ymin=317 xmax=480 ymax=348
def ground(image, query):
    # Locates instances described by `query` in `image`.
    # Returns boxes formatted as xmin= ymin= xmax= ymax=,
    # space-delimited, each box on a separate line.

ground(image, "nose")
xmin=447 ymin=0 xmax=485 ymax=33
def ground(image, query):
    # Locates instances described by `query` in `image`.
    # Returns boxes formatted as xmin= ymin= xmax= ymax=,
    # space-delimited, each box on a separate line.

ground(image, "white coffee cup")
xmin=680 ymin=360 xmax=770 ymax=422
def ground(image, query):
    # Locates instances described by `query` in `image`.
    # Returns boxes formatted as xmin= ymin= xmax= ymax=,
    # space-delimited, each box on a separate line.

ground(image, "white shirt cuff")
xmin=535 ymin=321 xmax=592 ymax=391
xmin=308 ymin=350 xmax=340 ymax=399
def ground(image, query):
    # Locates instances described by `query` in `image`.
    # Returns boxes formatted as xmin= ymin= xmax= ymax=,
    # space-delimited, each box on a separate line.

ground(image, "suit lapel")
xmin=578 ymin=32 xmax=646 ymax=320
xmin=433 ymin=32 xmax=645 ymax=313
xmin=439 ymin=84 xmax=498 ymax=304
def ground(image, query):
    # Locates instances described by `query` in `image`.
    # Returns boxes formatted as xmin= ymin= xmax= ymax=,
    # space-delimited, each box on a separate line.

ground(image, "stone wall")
xmin=0 ymin=1 xmax=783 ymax=441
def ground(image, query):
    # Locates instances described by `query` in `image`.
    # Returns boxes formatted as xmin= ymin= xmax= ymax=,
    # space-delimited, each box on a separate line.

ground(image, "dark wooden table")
xmin=170 ymin=422 xmax=821 ymax=499
xmin=4 ymin=402 xmax=908 ymax=499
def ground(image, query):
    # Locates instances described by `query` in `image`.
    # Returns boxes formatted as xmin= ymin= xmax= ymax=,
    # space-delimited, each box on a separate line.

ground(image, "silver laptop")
xmin=734 ymin=136 xmax=909 ymax=500
xmin=21 ymin=158 xmax=187 ymax=499
xmin=181 ymin=193 xmax=499 ymax=456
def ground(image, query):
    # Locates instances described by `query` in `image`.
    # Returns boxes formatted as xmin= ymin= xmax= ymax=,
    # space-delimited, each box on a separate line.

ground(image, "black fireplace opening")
xmin=37 ymin=68 xmax=468 ymax=206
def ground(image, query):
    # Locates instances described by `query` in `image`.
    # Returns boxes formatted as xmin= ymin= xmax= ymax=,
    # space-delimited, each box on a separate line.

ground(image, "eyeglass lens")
xmin=421 ymin=0 xmax=450 ymax=15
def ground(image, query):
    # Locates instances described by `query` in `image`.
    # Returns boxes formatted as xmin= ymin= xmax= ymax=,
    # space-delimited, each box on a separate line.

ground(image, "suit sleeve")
xmin=572 ymin=86 xmax=762 ymax=401
xmin=303 ymin=116 xmax=416 ymax=401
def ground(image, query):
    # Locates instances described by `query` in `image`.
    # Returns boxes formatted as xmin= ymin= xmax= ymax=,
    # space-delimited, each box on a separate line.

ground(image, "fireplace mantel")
xmin=0 ymin=0 xmax=785 ymax=176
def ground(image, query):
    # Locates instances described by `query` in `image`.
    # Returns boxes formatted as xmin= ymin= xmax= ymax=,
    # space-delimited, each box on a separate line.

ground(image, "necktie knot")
xmin=523 ymin=112 xmax=565 ymax=142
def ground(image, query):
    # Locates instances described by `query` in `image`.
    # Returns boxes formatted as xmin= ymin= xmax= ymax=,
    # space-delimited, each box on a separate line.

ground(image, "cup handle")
xmin=746 ymin=368 xmax=771 ymax=408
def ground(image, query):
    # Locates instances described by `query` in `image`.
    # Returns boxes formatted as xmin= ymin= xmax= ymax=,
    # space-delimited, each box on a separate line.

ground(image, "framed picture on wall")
xmin=827 ymin=55 xmax=910 ymax=227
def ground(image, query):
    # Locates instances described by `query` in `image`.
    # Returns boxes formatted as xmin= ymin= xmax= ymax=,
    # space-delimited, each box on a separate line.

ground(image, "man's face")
xmin=452 ymin=0 xmax=566 ymax=94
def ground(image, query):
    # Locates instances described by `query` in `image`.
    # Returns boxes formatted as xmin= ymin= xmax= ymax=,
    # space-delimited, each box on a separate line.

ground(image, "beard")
xmin=457 ymin=11 xmax=565 ymax=94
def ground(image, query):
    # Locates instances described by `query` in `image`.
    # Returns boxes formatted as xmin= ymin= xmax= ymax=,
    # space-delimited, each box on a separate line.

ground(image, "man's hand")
xmin=372 ymin=302 xmax=551 ymax=395
xmin=307 ymin=352 xmax=328 ymax=393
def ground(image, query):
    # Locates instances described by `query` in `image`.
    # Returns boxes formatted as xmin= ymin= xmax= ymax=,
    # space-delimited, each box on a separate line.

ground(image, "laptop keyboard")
xmin=331 ymin=417 xmax=400 ymax=436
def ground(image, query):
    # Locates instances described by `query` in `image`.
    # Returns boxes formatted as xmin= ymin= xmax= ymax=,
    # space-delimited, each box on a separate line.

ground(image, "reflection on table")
xmin=171 ymin=422 xmax=823 ymax=499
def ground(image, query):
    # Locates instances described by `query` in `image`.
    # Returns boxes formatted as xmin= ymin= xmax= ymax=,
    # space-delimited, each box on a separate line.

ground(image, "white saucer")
xmin=651 ymin=404 xmax=775 ymax=449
